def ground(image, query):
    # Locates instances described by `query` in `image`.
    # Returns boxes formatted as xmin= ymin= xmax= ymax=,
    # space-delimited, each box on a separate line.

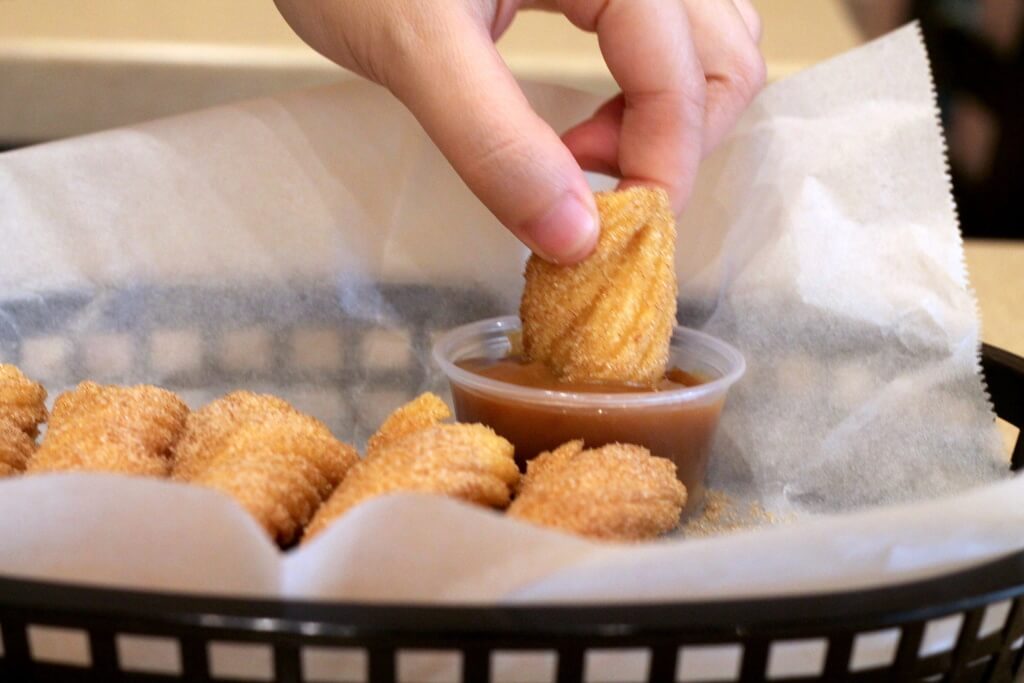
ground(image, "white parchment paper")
xmin=0 ymin=24 xmax=1018 ymax=625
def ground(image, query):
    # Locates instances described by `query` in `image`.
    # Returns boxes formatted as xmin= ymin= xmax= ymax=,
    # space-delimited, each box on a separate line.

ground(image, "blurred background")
xmin=846 ymin=0 xmax=1023 ymax=241
xmin=0 ymin=0 xmax=1019 ymax=354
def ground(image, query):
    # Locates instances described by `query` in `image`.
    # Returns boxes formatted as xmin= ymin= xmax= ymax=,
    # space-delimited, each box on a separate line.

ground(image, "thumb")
xmin=387 ymin=15 xmax=598 ymax=264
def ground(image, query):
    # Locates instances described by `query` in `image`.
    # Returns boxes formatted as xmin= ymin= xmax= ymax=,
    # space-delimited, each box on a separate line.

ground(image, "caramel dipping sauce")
xmin=451 ymin=356 xmax=725 ymax=513
xmin=433 ymin=317 xmax=746 ymax=517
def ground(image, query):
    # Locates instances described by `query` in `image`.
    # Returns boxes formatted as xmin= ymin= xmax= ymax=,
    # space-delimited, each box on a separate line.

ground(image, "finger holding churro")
xmin=28 ymin=382 xmax=188 ymax=477
xmin=508 ymin=441 xmax=686 ymax=541
xmin=520 ymin=188 xmax=677 ymax=386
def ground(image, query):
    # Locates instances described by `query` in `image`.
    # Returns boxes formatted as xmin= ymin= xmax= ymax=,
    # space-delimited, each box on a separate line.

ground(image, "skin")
xmin=273 ymin=0 xmax=765 ymax=264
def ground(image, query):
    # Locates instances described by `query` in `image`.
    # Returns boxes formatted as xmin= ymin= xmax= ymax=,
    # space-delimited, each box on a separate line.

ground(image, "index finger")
xmin=557 ymin=0 xmax=706 ymax=212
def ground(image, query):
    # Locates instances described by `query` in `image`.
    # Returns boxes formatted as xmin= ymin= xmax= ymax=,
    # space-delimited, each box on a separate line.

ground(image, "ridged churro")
xmin=174 ymin=392 xmax=358 ymax=545
xmin=0 ymin=364 xmax=47 ymax=439
xmin=520 ymin=188 xmax=677 ymax=386
xmin=0 ymin=420 xmax=34 ymax=477
xmin=171 ymin=391 xmax=298 ymax=481
xmin=29 ymin=382 xmax=188 ymax=477
xmin=365 ymin=391 xmax=450 ymax=457
xmin=304 ymin=395 xmax=518 ymax=542
xmin=508 ymin=441 xmax=686 ymax=541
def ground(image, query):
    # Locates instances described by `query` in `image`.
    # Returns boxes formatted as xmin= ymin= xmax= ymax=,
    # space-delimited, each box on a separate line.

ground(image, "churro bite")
xmin=303 ymin=394 xmax=518 ymax=542
xmin=508 ymin=441 xmax=686 ymax=541
xmin=29 ymin=382 xmax=188 ymax=477
xmin=185 ymin=415 xmax=358 ymax=545
xmin=0 ymin=420 xmax=35 ymax=477
xmin=365 ymin=391 xmax=450 ymax=457
xmin=520 ymin=188 xmax=677 ymax=387
xmin=0 ymin=364 xmax=47 ymax=439
xmin=171 ymin=391 xmax=298 ymax=481
xmin=173 ymin=391 xmax=358 ymax=546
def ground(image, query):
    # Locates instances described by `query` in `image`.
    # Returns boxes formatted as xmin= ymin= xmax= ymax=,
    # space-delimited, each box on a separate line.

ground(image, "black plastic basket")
xmin=0 ymin=284 xmax=1021 ymax=683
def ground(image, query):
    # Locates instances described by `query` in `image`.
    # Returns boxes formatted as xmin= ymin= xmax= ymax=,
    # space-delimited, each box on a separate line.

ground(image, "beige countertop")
xmin=965 ymin=240 xmax=1024 ymax=357
xmin=965 ymin=240 xmax=1023 ymax=456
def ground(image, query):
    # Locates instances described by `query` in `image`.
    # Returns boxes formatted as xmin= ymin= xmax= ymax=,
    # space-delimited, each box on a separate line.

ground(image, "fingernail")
xmin=521 ymin=192 xmax=599 ymax=264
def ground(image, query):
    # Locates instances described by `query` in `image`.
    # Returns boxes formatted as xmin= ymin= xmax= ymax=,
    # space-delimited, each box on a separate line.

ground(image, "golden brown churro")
xmin=29 ymin=382 xmax=188 ymax=477
xmin=520 ymin=188 xmax=677 ymax=386
xmin=171 ymin=391 xmax=297 ymax=481
xmin=0 ymin=420 xmax=35 ymax=477
xmin=174 ymin=392 xmax=358 ymax=545
xmin=304 ymin=394 xmax=518 ymax=542
xmin=508 ymin=441 xmax=686 ymax=541
xmin=365 ymin=391 xmax=450 ymax=457
xmin=0 ymin=364 xmax=47 ymax=439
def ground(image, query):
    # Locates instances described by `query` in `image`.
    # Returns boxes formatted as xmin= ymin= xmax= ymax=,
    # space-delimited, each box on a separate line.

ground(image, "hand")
xmin=274 ymin=0 xmax=764 ymax=263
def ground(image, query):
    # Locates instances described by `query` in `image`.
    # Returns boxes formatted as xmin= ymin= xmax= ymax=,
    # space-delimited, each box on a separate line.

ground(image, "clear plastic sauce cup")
xmin=433 ymin=316 xmax=746 ymax=513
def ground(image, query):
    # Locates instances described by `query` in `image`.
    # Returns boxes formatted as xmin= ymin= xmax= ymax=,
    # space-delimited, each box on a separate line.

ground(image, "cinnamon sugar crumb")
xmin=681 ymin=490 xmax=783 ymax=537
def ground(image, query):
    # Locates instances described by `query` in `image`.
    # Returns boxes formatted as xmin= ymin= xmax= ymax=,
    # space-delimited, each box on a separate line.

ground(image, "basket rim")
xmin=0 ymin=550 xmax=1022 ymax=637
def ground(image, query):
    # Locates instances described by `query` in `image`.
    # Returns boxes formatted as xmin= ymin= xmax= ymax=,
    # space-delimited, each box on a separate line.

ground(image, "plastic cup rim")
xmin=431 ymin=315 xmax=746 ymax=408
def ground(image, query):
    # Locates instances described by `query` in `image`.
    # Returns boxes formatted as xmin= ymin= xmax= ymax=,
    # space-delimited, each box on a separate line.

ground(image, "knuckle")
xmin=375 ymin=24 xmax=423 ymax=82
xmin=462 ymin=133 xmax=532 ymax=185
xmin=730 ymin=46 xmax=766 ymax=98
xmin=556 ymin=0 xmax=612 ymax=30
xmin=366 ymin=3 xmax=448 ymax=91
